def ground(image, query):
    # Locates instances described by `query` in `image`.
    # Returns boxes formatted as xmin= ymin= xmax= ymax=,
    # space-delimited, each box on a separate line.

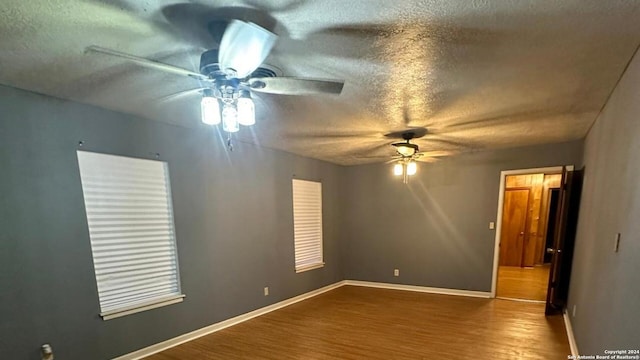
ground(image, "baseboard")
xmin=563 ymin=309 xmax=579 ymax=356
xmin=112 ymin=280 xmax=346 ymax=360
xmin=343 ymin=280 xmax=492 ymax=298
xmin=495 ymin=296 xmax=546 ymax=304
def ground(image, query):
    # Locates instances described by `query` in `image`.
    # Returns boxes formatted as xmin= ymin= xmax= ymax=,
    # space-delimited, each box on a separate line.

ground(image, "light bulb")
xmin=393 ymin=163 xmax=403 ymax=176
xmin=201 ymin=95 xmax=221 ymax=125
xmin=222 ymin=105 xmax=239 ymax=133
xmin=237 ymin=96 xmax=255 ymax=126
xmin=407 ymin=161 xmax=417 ymax=176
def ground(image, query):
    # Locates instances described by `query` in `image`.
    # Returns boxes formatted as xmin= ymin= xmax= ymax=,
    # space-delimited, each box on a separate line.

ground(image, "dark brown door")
xmin=545 ymin=167 xmax=583 ymax=315
xmin=500 ymin=189 xmax=530 ymax=267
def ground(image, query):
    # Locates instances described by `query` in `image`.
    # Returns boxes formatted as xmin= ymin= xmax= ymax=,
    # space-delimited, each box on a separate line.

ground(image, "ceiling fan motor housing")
xmin=199 ymin=49 xmax=278 ymax=81
xmin=392 ymin=131 xmax=420 ymax=157
xmin=402 ymin=131 xmax=416 ymax=141
xmin=199 ymin=49 xmax=223 ymax=78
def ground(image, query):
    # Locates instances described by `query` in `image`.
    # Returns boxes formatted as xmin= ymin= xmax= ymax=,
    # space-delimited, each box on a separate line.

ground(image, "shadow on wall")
xmin=408 ymin=180 xmax=485 ymax=272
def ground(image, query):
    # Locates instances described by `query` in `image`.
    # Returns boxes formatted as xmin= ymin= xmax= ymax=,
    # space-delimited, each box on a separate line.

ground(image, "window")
xmin=292 ymin=179 xmax=324 ymax=272
xmin=77 ymin=151 xmax=183 ymax=320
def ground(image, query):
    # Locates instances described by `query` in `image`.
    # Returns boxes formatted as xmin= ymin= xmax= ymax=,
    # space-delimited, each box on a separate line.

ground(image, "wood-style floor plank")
xmin=497 ymin=265 xmax=550 ymax=301
xmin=146 ymin=286 xmax=570 ymax=359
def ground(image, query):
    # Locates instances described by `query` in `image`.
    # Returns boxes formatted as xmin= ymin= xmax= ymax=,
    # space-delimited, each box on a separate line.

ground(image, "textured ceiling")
xmin=1 ymin=0 xmax=639 ymax=165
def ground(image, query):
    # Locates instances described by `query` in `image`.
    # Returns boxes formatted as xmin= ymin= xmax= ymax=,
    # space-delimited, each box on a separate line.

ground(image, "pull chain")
xmin=226 ymin=133 xmax=233 ymax=152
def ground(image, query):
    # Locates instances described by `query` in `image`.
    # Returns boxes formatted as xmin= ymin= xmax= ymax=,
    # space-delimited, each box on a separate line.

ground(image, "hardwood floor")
xmin=147 ymin=286 xmax=570 ymax=359
xmin=497 ymin=265 xmax=550 ymax=301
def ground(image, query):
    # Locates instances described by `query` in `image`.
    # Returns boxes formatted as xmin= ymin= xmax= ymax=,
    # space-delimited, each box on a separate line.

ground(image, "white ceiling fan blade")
xmin=218 ymin=20 xmax=277 ymax=79
xmin=415 ymin=157 xmax=439 ymax=163
xmin=86 ymin=46 xmax=208 ymax=80
xmin=249 ymin=77 xmax=344 ymax=95
xmin=419 ymin=150 xmax=454 ymax=157
xmin=159 ymin=87 xmax=209 ymax=102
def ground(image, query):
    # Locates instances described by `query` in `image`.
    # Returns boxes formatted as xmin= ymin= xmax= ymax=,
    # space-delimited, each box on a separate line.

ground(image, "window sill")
xmin=100 ymin=294 xmax=185 ymax=320
xmin=295 ymin=262 xmax=325 ymax=273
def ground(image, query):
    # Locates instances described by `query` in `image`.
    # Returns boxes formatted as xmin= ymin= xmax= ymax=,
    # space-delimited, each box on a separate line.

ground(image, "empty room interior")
xmin=2 ymin=1 xmax=640 ymax=359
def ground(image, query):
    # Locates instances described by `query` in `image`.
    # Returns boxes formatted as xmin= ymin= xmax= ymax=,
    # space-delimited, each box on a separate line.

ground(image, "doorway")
xmin=495 ymin=171 xmax=563 ymax=301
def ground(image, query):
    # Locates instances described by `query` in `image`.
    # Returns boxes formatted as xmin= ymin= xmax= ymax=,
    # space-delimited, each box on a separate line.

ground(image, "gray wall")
xmin=342 ymin=141 xmax=583 ymax=291
xmin=0 ymin=85 xmax=345 ymax=359
xmin=567 ymin=48 xmax=640 ymax=353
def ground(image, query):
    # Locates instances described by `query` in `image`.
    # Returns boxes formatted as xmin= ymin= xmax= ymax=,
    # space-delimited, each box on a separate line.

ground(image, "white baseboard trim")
xmin=343 ymin=280 xmax=492 ymax=298
xmin=563 ymin=309 xmax=579 ymax=357
xmin=495 ymin=296 xmax=546 ymax=304
xmin=112 ymin=280 xmax=346 ymax=360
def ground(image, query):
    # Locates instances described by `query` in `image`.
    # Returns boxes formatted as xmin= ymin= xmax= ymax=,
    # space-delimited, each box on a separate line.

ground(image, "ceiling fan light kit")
xmin=85 ymin=18 xmax=345 ymax=144
xmin=388 ymin=130 xmax=451 ymax=184
xmin=392 ymin=131 xmax=421 ymax=183
xmin=200 ymin=83 xmax=255 ymax=132
xmin=393 ymin=159 xmax=418 ymax=184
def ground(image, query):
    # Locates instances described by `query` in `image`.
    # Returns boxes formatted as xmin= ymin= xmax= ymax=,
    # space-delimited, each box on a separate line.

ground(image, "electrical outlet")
xmin=572 ymin=305 xmax=577 ymax=317
xmin=614 ymin=233 xmax=621 ymax=252
xmin=264 ymin=287 xmax=269 ymax=296
xmin=489 ymin=222 xmax=495 ymax=230
xmin=393 ymin=269 xmax=399 ymax=277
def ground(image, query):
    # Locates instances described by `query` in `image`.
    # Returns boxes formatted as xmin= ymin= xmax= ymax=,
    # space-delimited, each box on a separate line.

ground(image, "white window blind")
xmin=292 ymin=179 xmax=324 ymax=272
xmin=77 ymin=151 xmax=183 ymax=320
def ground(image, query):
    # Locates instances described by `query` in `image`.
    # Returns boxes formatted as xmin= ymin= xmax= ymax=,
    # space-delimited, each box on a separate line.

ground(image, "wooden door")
xmin=499 ymin=189 xmax=530 ymax=267
xmin=545 ymin=168 xmax=583 ymax=315
xmin=535 ymin=175 xmax=563 ymax=264
xmin=522 ymin=174 xmax=543 ymax=267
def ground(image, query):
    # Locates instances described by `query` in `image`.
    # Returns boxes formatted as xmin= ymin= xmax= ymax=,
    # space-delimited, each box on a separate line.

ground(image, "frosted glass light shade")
xmin=237 ymin=97 xmax=255 ymax=126
xmin=222 ymin=106 xmax=239 ymax=133
xmin=201 ymin=96 xmax=221 ymax=125
xmin=393 ymin=163 xmax=403 ymax=176
xmin=407 ymin=161 xmax=417 ymax=176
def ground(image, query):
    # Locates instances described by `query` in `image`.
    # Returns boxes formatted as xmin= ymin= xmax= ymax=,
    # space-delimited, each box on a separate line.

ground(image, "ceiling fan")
xmin=85 ymin=19 xmax=345 ymax=138
xmin=389 ymin=130 xmax=451 ymax=183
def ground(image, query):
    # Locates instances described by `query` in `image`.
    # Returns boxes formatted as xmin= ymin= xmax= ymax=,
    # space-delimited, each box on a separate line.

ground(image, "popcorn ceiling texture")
xmin=0 ymin=0 xmax=639 ymax=165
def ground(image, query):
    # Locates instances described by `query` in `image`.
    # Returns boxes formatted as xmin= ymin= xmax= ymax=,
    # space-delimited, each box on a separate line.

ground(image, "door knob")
xmin=546 ymin=248 xmax=555 ymax=254
xmin=520 ymin=232 xmax=524 ymax=235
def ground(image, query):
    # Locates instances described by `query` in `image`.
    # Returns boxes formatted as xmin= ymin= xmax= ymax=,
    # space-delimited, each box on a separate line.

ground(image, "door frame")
xmin=490 ymin=165 xmax=573 ymax=298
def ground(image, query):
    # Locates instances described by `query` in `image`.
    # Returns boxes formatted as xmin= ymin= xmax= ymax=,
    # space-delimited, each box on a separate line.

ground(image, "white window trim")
xmin=101 ymin=294 xmax=185 ymax=320
xmin=295 ymin=262 xmax=325 ymax=274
